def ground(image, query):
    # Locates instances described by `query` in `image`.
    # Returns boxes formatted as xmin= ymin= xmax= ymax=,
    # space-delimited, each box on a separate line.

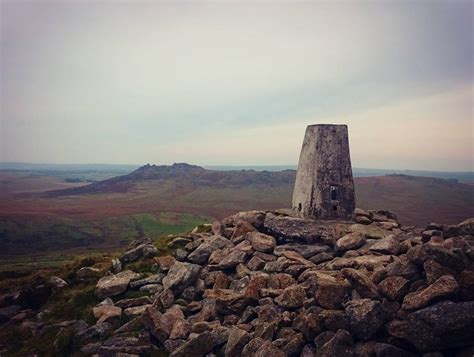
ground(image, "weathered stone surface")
xmin=316 ymin=329 xmax=354 ymax=357
xmin=388 ymin=301 xmax=474 ymax=351
xmin=423 ymin=259 xmax=455 ymax=284
xmin=170 ymin=330 xmax=228 ymax=357
xmin=95 ymin=270 xmax=140 ymax=299
xmin=92 ymin=304 xmax=122 ymax=326
xmin=246 ymin=232 xmax=276 ymax=253
xmin=349 ymin=224 xmax=391 ymax=240
xmin=225 ymin=327 xmax=251 ymax=357
xmin=156 ymin=288 xmax=175 ymax=309
xmin=188 ymin=236 xmax=233 ymax=265
xmin=174 ymin=248 xmax=189 ymax=261
xmin=268 ymin=273 xmax=295 ymax=289
xmin=218 ymin=249 xmax=247 ymax=269
xmin=123 ymin=304 xmax=152 ymax=318
xmin=140 ymin=284 xmax=163 ymax=294
xmin=168 ymin=237 xmax=192 ymax=249
xmin=122 ymin=240 xmax=158 ymax=262
xmin=253 ymin=340 xmax=285 ymax=357
xmin=162 ymin=262 xmax=201 ymax=293
xmin=406 ymin=243 xmax=464 ymax=271
xmin=13 ymin=210 xmax=472 ymax=356
xmin=310 ymin=252 xmax=334 ymax=264
xmin=154 ymin=255 xmax=176 ymax=271
xmin=129 ymin=274 xmax=163 ymax=289
xmin=345 ymin=299 xmax=386 ymax=340
xmin=223 ymin=210 xmax=266 ymax=229
xmin=341 ymin=268 xmax=379 ymax=299
xmin=274 ymin=243 xmax=330 ymax=259
xmin=275 ymin=284 xmax=306 ymax=309
xmin=231 ymin=221 xmax=257 ymax=241
xmin=458 ymin=270 xmax=474 ymax=301
xmin=369 ymin=236 xmax=400 ymax=255
xmin=169 ymin=318 xmax=191 ymax=340
xmin=110 ymin=258 xmax=122 ymax=274
xmin=292 ymin=124 xmax=355 ymax=220
xmin=49 ymin=276 xmax=68 ymax=289
xmin=355 ymin=215 xmax=372 ymax=225
xmin=306 ymin=272 xmax=351 ymax=309
xmin=247 ymin=256 xmax=265 ymax=271
xmin=336 ymin=233 xmax=366 ymax=252
xmin=378 ymin=276 xmax=410 ymax=301
xmin=402 ymin=274 xmax=459 ymax=311
xmin=327 ymin=255 xmax=392 ymax=271
xmin=143 ymin=306 xmax=186 ymax=344
xmin=264 ymin=213 xmax=348 ymax=245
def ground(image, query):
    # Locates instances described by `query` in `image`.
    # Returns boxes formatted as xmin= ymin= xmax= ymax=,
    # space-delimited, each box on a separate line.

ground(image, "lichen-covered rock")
xmin=49 ymin=276 xmax=68 ymax=289
xmin=170 ymin=330 xmax=229 ymax=357
xmin=263 ymin=213 xmax=347 ymax=245
xmin=349 ymin=224 xmax=391 ymax=240
xmin=275 ymin=285 xmax=306 ymax=309
xmin=402 ymin=274 xmax=459 ymax=311
xmin=218 ymin=249 xmax=248 ymax=269
xmin=225 ymin=327 xmax=251 ymax=357
xmin=231 ymin=221 xmax=257 ymax=241
xmin=246 ymin=232 xmax=276 ymax=253
xmin=335 ymin=233 xmax=366 ymax=252
xmin=345 ymin=299 xmax=386 ymax=340
xmin=122 ymin=238 xmax=158 ymax=262
xmin=253 ymin=340 xmax=285 ymax=357
xmin=143 ymin=306 xmax=186 ymax=343
xmin=92 ymin=304 xmax=122 ymax=326
xmin=423 ymin=259 xmax=455 ymax=284
xmin=223 ymin=210 xmax=266 ymax=229
xmin=388 ymin=300 xmax=474 ymax=351
xmin=76 ymin=267 xmax=101 ymax=279
xmin=316 ymin=329 xmax=354 ymax=357
xmin=369 ymin=236 xmax=400 ymax=255
xmin=188 ymin=236 xmax=233 ymax=265
xmin=129 ymin=273 xmax=163 ymax=289
xmin=378 ymin=276 xmax=410 ymax=301
xmin=24 ymin=210 xmax=473 ymax=357
xmin=305 ymin=271 xmax=351 ymax=309
xmin=341 ymin=268 xmax=379 ymax=299
xmin=95 ymin=270 xmax=140 ymax=299
xmin=162 ymin=262 xmax=201 ymax=293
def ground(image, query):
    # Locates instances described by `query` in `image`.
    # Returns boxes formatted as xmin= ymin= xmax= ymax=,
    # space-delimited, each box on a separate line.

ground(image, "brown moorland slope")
xmin=1 ymin=164 xmax=473 ymax=227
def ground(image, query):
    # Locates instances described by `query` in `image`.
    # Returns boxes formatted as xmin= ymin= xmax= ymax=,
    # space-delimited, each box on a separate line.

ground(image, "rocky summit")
xmin=1 ymin=209 xmax=474 ymax=356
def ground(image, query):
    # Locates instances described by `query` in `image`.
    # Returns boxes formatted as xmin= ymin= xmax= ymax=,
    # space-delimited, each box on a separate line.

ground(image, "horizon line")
xmin=0 ymin=161 xmax=473 ymax=174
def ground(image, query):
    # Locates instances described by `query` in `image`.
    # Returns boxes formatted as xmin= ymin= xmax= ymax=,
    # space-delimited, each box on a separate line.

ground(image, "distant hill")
xmin=43 ymin=163 xmax=474 ymax=227
xmin=2 ymin=162 xmax=472 ymax=182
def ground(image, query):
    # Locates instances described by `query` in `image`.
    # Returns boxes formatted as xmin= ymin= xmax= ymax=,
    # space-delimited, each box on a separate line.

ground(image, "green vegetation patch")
xmin=0 ymin=212 xmax=210 ymax=258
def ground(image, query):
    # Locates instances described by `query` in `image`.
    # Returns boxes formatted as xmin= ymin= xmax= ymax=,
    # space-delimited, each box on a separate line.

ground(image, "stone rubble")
xmin=1 ymin=208 xmax=473 ymax=356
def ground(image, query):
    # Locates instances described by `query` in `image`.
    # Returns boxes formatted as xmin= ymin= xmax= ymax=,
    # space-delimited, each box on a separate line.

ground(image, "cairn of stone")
xmin=2 ymin=210 xmax=470 ymax=355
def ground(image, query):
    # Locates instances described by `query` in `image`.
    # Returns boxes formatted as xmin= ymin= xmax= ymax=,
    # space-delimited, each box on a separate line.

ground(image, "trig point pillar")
xmin=292 ymin=124 xmax=355 ymax=220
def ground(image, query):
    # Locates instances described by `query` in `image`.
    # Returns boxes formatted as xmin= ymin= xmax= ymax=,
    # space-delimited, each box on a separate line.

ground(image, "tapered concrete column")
xmin=292 ymin=124 xmax=355 ymax=220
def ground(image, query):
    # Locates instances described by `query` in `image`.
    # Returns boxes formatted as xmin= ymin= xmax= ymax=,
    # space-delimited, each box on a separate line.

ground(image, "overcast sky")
xmin=1 ymin=1 xmax=472 ymax=170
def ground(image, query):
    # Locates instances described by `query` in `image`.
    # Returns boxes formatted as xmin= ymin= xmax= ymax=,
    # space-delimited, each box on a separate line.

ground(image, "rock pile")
xmin=92 ymin=210 xmax=474 ymax=356
xmin=2 ymin=210 xmax=473 ymax=356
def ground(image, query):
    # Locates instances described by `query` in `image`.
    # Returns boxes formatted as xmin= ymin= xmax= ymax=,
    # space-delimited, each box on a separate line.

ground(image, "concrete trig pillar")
xmin=292 ymin=124 xmax=355 ymax=220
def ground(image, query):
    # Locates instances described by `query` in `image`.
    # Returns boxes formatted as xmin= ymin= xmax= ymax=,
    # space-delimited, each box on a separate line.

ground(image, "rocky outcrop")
xmin=112 ymin=209 xmax=469 ymax=356
xmin=3 ymin=208 xmax=472 ymax=356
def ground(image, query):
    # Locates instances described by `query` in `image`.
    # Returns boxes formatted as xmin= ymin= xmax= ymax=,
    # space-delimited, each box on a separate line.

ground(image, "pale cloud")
xmin=0 ymin=1 xmax=472 ymax=170
xmin=159 ymin=85 xmax=472 ymax=171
